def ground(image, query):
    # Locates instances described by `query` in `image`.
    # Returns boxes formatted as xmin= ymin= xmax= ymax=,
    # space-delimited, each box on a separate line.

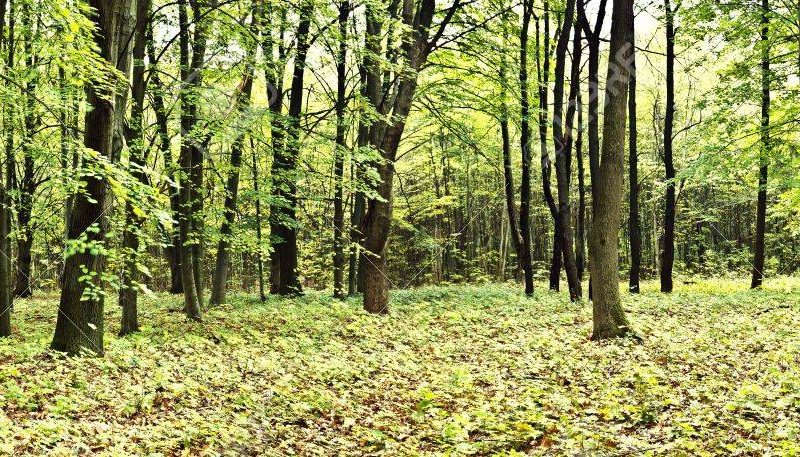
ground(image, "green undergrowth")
xmin=1 ymin=278 xmax=800 ymax=456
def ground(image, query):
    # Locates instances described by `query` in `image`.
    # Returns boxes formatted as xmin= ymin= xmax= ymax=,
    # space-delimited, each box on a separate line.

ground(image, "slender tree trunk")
xmin=332 ymin=0 xmax=350 ymax=299
xmin=518 ymin=0 xmax=534 ymax=295
xmin=661 ymin=0 xmax=676 ymax=293
xmin=536 ymin=3 xmax=556 ymax=292
xmin=118 ymin=0 xmax=150 ymax=335
xmin=148 ymin=34 xmax=182 ymax=294
xmin=499 ymin=9 xmax=523 ymax=277
xmin=589 ymin=0 xmax=633 ymax=340
xmin=551 ymin=0 xmax=581 ymax=300
xmin=576 ymin=93 xmax=586 ymax=280
xmin=210 ymin=7 xmax=259 ymax=305
xmin=752 ymin=0 xmax=769 ymax=288
xmin=251 ymin=139 xmax=267 ymax=301
xmin=0 ymin=0 xmax=10 ymax=335
xmin=628 ymin=10 xmax=641 ymax=293
xmin=177 ymin=0 xmax=203 ymax=319
xmin=52 ymin=0 xmax=135 ymax=355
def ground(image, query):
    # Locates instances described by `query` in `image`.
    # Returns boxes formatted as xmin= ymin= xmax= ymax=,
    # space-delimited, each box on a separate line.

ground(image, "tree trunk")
xmin=148 ymin=31 xmax=182 ymax=294
xmin=210 ymin=6 xmax=259 ymax=305
xmin=536 ymin=3 xmax=555 ymax=292
xmin=52 ymin=0 xmax=135 ymax=355
xmin=588 ymin=0 xmax=633 ymax=340
xmin=361 ymin=0 xmax=457 ymax=313
xmin=332 ymin=0 xmax=350 ymax=299
xmin=0 ymin=0 xmax=10 ymax=332
xmin=575 ymin=93 xmax=586 ymax=280
xmin=752 ymin=0 xmax=769 ymax=288
xmin=628 ymin=9 xmax=641 ymax=294
xmin=118 ymin=0 xmax=150 ymax=335
xmin=176 ymin=0 xmax=204 ymax=319
xmin=551 ymin=0 xmax=581 ymax=301
xmin=269 ymin=1 xmax=310 ymax=296
xmin=518 ymin=0 xmax=534 ymax=295
xmin=661 ymin=0 xmax=676 ymax=293
xmin=251 ymin=139 xmax=267 ymax=301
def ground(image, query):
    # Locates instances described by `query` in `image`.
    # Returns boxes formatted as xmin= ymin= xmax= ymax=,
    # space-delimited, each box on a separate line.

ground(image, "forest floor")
xmin=1 ymin=278 xmax=800 ymax=456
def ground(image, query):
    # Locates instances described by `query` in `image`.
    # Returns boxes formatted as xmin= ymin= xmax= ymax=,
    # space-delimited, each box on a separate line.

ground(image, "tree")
xmin=52 ymin=0 xmax=135 ymax=354
xmin=269 ymin=0 xmax=311 ymax=296
xmin=588 ymin=0 xmax=634 ymax=339
xmin=118 ymin=0 xmax=152 ymax=335
xmin=332 ymin=0 xmax=350 ymax=299
xmin=176 ymin=0 xmax=209 ymax=319
xmin=550 ymin=0 xmax=581 ymax=300
xmin=660 ymin=0 xmax=677 ymax=293
xmin=628 ymin=4 xmax=641 ymax=293
xmin=361 ymin=0 xmax=462 ymax=314
xmin=210 ymin=4 xmax=260 ymax=306
xmin=517 ymin=0 xmax=535 ymax=295
xmin=751 ymin=0 xmax=769 ymax=288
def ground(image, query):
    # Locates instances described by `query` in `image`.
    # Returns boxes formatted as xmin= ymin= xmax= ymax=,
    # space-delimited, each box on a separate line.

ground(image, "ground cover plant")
xmin=2 ymin=278 xmax=799 ymax=456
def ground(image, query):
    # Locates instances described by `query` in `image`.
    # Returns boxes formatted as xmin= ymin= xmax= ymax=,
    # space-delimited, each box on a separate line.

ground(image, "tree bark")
xmin=210 ymin=6 xmax=259 ymax=305
xmin=518 ymin=0 xmax=535 ymax=295
xmin=752 ymin=0 xmax=769 ymax=288
xmin=176 ymin=0 xmax=205 ymax=319
xmin=628 ymin=9 xmax=641 ymax=293
xmin=551 ymin=0 xmax=581 ymax=301
xmin=118 ymin=0 xmax=150 ymax=335
xmin=575 ymin=93 xmax=586 ymax=280
xmin=269 ymin=1 xmax=311 ymax=296
xmin=660 ymin=0 xmax=676 ymax=293
xmin=148 ymin=32 xmax=182 ymax=294
xmin=52 ymin=0 xmax=135 ymax=355
xmin=361 ymin=0 xmax=460 ymax=313
xmin=332 ymin=0 xmax=350 ymax=299
xmin=588 ymin=0 xmax=633 ymax=340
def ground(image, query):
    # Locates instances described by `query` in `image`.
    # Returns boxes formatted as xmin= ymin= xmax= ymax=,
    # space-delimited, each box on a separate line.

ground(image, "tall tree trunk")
xmin=752 ymin=0 xmax=769 ymax=288
xmin=588 ymin=0 xmax=633 ymax=340
xmin=210 ymin=7 xmax=259 ymax=305
xmin=270 ymin=1 xmax=311 ymax=295
xmin=148 ymin=33 xmax=182 ymax=294
xmin=575 ymin=92 xmax=586 ymax=280
xmin=332 ymin=0 xmax=350 ymax=299
xmin=119 ymin=0 xmax=150 ymax=335
xmin=536 ymin=2 xmax=557 ymax=292
xmin=362 ymin=0 xmax=460 ymax=313
xmin=518 ymin=0 xmax=534 ymax=294
xmin=661 ymin=0 xmax=676 ymax=293
xmin=251 ymin=138 xmax=267 ymax=301
xmin=628 ymin=9 xmax=641 ymax=293
xmin=0 ymin=0 xmax=10 ymax=337
xmin=52 ymin=0 xmax=135 ymax=355
xmin=15 ymin=7 xmax=37 ymax=298
xmin=551 ymin=0 xmax=581 ymax=300
xmin=176 ymin=0 xmax=204 ymax=319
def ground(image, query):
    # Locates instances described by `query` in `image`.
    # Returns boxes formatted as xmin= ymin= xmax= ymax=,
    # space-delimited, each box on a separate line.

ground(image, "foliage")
xmin=3 ymin=279 xmax=800 ymax=455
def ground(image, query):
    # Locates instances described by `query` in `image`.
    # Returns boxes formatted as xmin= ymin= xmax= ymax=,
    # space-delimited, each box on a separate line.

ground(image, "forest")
xmin=0 ymin=0 xmax=799 ymax=453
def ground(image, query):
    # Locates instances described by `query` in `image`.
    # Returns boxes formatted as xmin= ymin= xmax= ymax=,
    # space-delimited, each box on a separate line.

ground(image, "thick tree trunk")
xmin=52 ymin=0 xmax=135 ymax=355
xmin=210 ymin=7 xmax=259 ymax=305
xmin=332 ymin=0 xmax=350 ymax=299
xmin=588 ymin=0 xmax=633 ymax=340
xmin=628 ymin=10 xmax=641 ymax=294
xmin=251 ymin=140 xmax=267 ymax=301
xmin=661 ymin=0 xmax=676 ymax=293
xmin=361 ymin=0 xmax=453 ymax=313
xmin=269 ymin=2 xmax=310 ymax=296
xmin=752 ymin=0 xmax=769 ymax=288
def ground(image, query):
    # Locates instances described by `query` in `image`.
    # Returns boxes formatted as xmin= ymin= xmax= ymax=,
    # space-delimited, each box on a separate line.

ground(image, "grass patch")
xmin=2 ymin=279 xmax=800 ymax=455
